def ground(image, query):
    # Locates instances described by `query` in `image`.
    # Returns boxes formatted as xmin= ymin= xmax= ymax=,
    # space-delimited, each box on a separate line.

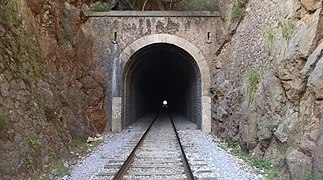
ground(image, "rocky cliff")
xmin=0 ymin=0 xmax=107 ymax=178
xmin=212 ymin=0 xmax=323 ymax=179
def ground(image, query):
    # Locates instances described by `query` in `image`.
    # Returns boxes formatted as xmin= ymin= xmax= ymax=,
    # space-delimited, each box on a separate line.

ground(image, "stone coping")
xmin=82 ymin=5 xmax=219 ymax=17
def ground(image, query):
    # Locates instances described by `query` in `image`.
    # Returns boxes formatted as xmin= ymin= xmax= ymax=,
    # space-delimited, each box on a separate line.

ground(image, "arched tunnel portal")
xmin=123 ymin=43 xmax=202 ymax=128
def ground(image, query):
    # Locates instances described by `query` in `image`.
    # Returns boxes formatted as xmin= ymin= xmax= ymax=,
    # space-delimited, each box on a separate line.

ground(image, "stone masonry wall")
xmin=85 ymin=12 xmax=225 ymax=130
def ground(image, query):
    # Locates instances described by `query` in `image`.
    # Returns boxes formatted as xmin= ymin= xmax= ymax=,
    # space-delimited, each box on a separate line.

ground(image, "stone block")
xmin=136 ymin=38 xmax=146 ymax=50
xmin=164 ymin=34 xmax=174 ymax=44
xmin=194 ymin=51 xmax=205 ymax=62
xmin=123 ymin=47 xmax=132 ymax=57
xmin=129 ymin=42 xmax=140 ymax=52
xmin=112 ymin=97 xmax=122 ymax=132
xmin=177 ymin=37 xmax=189 ymax=50
xmin=201 ymin=96 xmax=211 ymax=133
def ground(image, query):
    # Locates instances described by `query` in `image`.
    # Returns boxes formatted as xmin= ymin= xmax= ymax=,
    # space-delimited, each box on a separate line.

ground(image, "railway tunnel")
xmin=123 ymin=43 xmax=202 ymax=128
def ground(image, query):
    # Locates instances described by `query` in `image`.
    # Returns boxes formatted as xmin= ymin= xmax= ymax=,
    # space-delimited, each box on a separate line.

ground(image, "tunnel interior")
xmin=123 ymin=43 xmax=202 ymax=128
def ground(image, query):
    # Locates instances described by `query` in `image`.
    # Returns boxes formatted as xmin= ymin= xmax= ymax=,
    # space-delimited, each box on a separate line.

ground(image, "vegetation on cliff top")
xmin=91 ymin=0 xmax=218 ymax=11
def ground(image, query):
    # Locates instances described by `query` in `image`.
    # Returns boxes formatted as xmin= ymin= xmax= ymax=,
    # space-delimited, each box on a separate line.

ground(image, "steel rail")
xmin=113 ymin=112 xmax=160 ymax=180
xmin=168 ymin=112 xmax=196 ymax=180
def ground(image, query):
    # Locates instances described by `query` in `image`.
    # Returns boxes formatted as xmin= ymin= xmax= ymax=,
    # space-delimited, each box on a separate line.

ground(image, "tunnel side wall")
xmin=89 ymin=14 xmax=221 ymax=132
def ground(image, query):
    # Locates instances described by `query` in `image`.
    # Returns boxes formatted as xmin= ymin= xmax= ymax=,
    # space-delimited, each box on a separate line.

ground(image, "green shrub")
xmin=281 ymin=18 xmax=296 ymax=41
xmin=243 ymin=69 xmax=261 ymax=106
xmin=27 ymin=138 xmax=42 ymax=150
xmin=71 ymin=138 xmax=102 ymax=149
xmin=225 ymin=137 xmax=237 ymax=149
xmin=264 ymin=26 xmax=275 ymax=50
xmin=250 ymin=157 xmax=271 ymax=169
xmin=25 ymin=154 xmax=33 ymax=169
xmin=230 ymin=5 xmax=245 ymax=20
xmin=91 ymin=4 xmax=110 ymax=12
xmin=50 ymin=162 xmax=70 ymax=177
xmin=220 ymin=137 xmax=280 ymax=179
xmin=224 ymin=1 xmax=246 ymax=35
xmin=0 ymin=4 xmax=18 ymax=26
xmin=71 ymin=139 xmax=88 ymax=149
xmin=183 ymin=0 xmax=217 ymax=11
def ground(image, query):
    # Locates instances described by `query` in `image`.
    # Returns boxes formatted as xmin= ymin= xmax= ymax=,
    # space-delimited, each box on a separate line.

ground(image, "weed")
xmin=220 ymin=137 xmax=280 ymax=179
xmin=71 ymin=138 xmax=102 ymax=149
xmin=27 ymin=138 xmax=42 ymax=150
xmin=250 ymin=157 xmax=271 ymax=169
xmin=91 ymin=4 xmax=110 ymax=12
xmin=50 ymin=162 xmax=70 ymax=177
xmin=25 ymin=154 xmax=33 ymax=169
xmin=264 ymin=26 xmax=275 ymax=50
xmin=225 ymin=137 xmax=237 ymax=149
xmin=281 ymin=18 xmax=296 ymax=41
xmin=71 ymin=139 xmax=88 ymax=149
xmin=183 ymin=0 xmax=217 ymax=11
xmin=224 ymin=1 xmax=246 ymax=35
xmin=266 ymin=165 xmax=280 ymax=180
xmin=0 ymin=3 xmax=18 ymax=26
xmin=243 ymin=69 xmax=261 ymax=106
xmin=224 ymin=22 xmax=232 ymax=35
xmin=224 ymin=137 xmax=248 ymax=158
xmin=230 ymin=5 xmax=245 ymax=20
xmin=294 ymin=171 xmax=314 ymax=180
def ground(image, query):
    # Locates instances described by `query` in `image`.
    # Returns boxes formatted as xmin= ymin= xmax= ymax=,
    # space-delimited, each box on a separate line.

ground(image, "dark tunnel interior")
xmin=123 ymin=43 xmax=202 ymax=127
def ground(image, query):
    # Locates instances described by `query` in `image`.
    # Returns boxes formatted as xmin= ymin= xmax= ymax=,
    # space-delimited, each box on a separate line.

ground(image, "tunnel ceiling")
xmin=123 ymin=43 xmax=202 ymax=127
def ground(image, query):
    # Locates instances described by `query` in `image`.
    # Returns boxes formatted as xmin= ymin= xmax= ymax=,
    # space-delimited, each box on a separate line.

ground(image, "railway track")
xmin=92 ymin=112 xmax=216 ymax=180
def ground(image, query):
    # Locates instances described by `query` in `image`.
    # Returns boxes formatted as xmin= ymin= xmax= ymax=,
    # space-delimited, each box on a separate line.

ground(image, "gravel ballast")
xmin=66 ymin=115 xmax=154 ymax=180
xmin=173 ymin=114 xmax=264 ymax=180
xmin=66 ymin=113 xmax=264 ymax=180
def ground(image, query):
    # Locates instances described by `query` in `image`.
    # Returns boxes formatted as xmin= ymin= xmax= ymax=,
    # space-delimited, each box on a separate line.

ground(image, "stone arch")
xmin=118 ymin=34 xmax=211 ymax=132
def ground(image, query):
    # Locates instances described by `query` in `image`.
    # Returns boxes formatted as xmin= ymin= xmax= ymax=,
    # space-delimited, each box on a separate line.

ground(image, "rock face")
xmin=0 ymin=0 xmax=107 ymax=178
xmin=212 ymin=0 xmax=323 ymax=178
xmin=300 ymin=0 xmax=322 ymax=11
xmin=286 ymin=150 xmax=312 ymax=179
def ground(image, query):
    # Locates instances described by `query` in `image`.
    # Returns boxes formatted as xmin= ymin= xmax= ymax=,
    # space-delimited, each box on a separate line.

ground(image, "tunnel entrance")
xmin=123 ymin=43 xmax=202 ymax=128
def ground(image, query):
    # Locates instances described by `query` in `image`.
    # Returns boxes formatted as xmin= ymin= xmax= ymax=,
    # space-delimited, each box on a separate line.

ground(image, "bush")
xmin=230 ymin=5 xmax=245 ymax=20
xmin=281 ymin=18 xmax=296 ymax=41
xmin=183 ymin=0 xmax=217 ymax=11
xmin=264 ymin=26 xmax=275 ymax=50
xmin=91 ymin=4 xmax=110 ymax=12
xmin=0 ymin=2 xmax=18 ymax=26
xmin=220 ymin=137 xmax=280 ymax=179
xmin=25 ymin=154 xmax=33 ymax=169
xmin=27 ymin=138 xmax=42 ymax=150
xmin=243 ymin=69 xmax=261 ymax=106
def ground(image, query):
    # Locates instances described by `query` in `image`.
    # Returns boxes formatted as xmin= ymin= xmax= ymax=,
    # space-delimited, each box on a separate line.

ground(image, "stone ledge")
xmin=85 ymin=10 xmax=220 ymax=17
